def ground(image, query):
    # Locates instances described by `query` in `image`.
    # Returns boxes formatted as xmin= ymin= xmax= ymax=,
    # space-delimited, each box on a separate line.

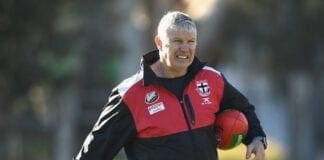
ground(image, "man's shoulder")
xmin=201 ymin=65 xmax=222 ymax=76
xmin=115 ymin=70 xmax=144 ymax=97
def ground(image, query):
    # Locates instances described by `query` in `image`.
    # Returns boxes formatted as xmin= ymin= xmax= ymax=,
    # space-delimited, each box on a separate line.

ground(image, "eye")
xmin=188 ymin=38 xmax=196 ymax=42
xmin=188 ymin=40 xmax=195 ymax=43
xmin=173 ymin=39 xmax=182 ymax=43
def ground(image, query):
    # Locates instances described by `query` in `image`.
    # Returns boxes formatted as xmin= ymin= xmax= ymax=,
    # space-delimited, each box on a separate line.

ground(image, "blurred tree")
xmin=0 ymin=0 xmax=122 ymax=159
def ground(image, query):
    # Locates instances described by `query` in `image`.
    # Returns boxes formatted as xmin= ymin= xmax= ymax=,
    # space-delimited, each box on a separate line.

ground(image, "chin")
xmin=175 ymin=63 xmax=190 ymax=69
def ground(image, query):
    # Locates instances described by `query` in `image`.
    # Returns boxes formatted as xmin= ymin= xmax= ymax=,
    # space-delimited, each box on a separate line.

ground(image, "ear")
xmin=154 ymin=35 xmax=162 ymax=51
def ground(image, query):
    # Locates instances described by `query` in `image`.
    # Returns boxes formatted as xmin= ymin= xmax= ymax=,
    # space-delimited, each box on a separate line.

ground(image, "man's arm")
xmin=74 ymin=88 xmax=137 ymax=160
xmin=219 ymin=74 xmax=266 ymax=145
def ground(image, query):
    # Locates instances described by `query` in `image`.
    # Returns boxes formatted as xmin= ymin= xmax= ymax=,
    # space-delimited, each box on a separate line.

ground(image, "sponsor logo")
xmin=147 ymin=102 xmax=165 ymax=115
xmin=145 ymin=91 xmax=159 ymax=104
xmin=196 ymin=80 xmax=211 ymax=97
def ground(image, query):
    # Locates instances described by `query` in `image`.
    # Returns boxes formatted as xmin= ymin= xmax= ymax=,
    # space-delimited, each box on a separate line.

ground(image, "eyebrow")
xmin=171 ymin=37 xmax=196 ymax=41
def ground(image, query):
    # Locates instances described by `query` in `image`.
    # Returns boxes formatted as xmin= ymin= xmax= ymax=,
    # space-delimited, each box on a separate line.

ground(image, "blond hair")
xmin=157 ymin=11 xmax=197 ymax=38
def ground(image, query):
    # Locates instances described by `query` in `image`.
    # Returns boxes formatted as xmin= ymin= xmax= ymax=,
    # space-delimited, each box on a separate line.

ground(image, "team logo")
xmin=145 ymin=91 xmax=159 ymax=104
xmin=196 ymin=80 xmax=211 ymax=97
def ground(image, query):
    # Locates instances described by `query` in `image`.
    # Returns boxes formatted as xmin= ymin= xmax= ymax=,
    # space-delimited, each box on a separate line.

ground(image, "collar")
xmin=141 ymin=50 xmax=206 ymax=86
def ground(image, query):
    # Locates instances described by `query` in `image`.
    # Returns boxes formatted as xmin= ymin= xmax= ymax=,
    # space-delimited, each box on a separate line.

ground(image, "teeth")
xmin=176 ymin=55 xmax=188 ymax=59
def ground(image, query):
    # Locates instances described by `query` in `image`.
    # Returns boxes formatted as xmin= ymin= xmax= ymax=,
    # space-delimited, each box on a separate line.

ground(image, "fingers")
xmin=246 ymin=140 xmax=265 ymax=160
xmin=245 ymin=145 xmax=253 ymax=159
xmin=253 ymin=147 xmax=265 ymax=160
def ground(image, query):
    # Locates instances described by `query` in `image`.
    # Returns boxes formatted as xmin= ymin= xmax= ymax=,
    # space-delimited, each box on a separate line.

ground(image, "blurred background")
xmin=0 ymin=0 xmax=323 ymax=159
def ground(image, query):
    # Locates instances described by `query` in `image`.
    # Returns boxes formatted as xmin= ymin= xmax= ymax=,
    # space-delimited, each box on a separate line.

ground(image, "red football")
xmin=214 ymin=109 xmax=248 ymax=150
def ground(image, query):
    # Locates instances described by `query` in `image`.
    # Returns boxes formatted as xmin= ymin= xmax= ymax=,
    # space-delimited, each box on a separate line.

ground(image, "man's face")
xmin=157 ymin=28 xmax=197 ymax=70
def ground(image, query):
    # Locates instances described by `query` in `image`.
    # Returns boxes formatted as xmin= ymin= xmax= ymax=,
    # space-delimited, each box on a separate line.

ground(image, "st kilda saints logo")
xmin=145 ymin=91 xmax=159 ymax=104
xmin=196 ymin=80 xmax=211 ymax=97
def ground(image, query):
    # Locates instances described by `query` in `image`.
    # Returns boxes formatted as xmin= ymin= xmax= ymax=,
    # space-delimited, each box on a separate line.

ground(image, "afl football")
xmin=215 ymin=109 xmax=248 ymax=150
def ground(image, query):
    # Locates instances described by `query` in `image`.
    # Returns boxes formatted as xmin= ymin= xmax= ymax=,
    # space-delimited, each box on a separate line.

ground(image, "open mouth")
xmin=176 ymin=55 xmax=189 ymax=59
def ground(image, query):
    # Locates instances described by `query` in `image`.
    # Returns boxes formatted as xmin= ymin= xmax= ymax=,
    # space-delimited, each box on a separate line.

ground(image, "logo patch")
xmin=196 ymin=80 xmax=211 ymax=97
xmin=148 ymin=102 xmax=165 ymax=115
xmin=145 ymin=91 xmax=159 ymax=104
xmin=201 ymin=97 xmax=212 ymax=105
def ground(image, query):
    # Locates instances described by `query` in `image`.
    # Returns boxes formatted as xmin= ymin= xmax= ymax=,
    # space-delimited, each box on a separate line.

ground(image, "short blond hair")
xmin=157 ymin=11 xmax=197 ymax=38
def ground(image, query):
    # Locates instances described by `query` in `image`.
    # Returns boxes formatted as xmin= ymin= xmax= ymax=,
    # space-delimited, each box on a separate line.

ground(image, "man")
xmin=75 ymin=11 xmax=267 ymax=160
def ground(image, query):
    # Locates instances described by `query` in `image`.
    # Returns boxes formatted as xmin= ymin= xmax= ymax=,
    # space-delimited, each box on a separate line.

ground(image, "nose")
xmin=180 ymin=43 xmax=189 ymax=52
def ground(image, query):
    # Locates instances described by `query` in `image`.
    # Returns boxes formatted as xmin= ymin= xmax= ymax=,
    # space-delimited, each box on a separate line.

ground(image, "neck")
xmin=151 ymin=61 xmax=187 ymax=78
